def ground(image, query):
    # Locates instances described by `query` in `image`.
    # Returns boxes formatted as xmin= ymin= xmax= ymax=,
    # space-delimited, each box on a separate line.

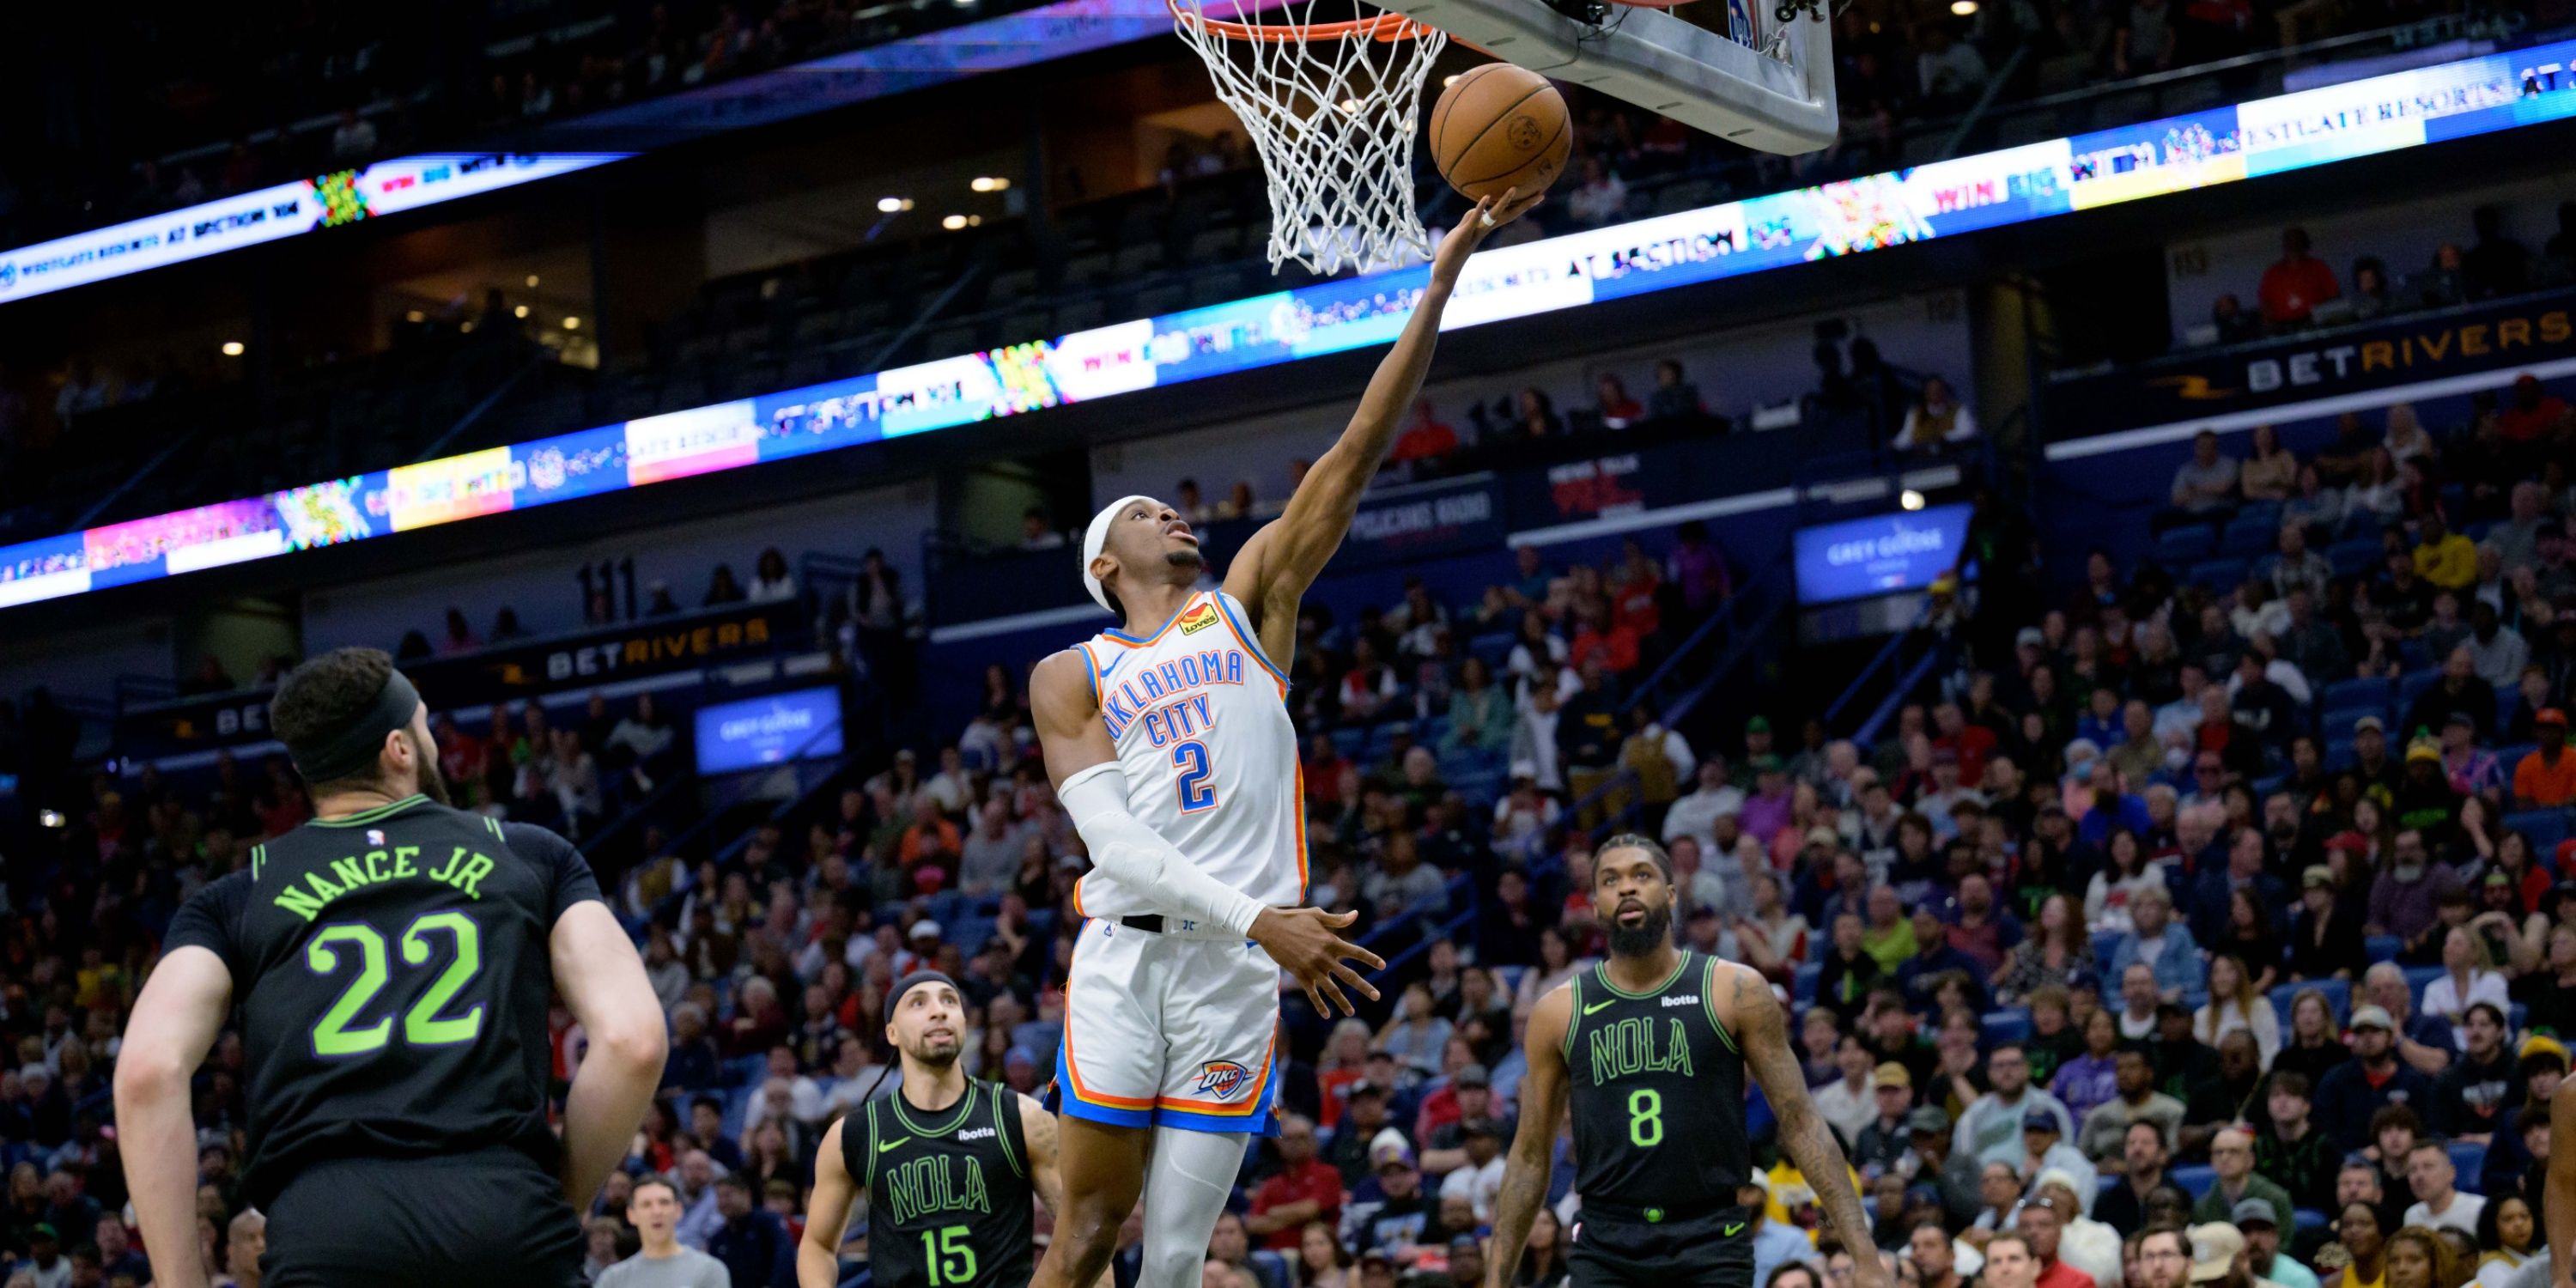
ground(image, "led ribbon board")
xmin=5 ymin=39 xmax=2574 ymax=610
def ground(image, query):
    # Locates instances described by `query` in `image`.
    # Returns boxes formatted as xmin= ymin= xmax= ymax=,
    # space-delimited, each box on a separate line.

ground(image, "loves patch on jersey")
xmin=1177 ymin=601 xmax=1220 ymax=635
xmin=1194 ymin=1060 xmax=1252 ymax=1099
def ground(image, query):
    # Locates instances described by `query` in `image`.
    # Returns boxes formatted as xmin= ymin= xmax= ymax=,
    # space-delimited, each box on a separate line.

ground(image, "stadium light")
xmin=970 ymin=176 xmax=1012 ymax=192
xmin=513 ymin=304 xmax=530 ymax=319
xmin=404 ymin=310 xmax=425 ymax=323
xmin=562 ymin=316 xmax=581 ymax=331
xmin=1900 ymin=489 xmax=1926 ymax=511
xmin=878 ymin=196 xmax=912 ymax=213
xmin=220 ymin=341 xmax=245 ymax=356
xmin=1950 ymin=0 xmax=1977 ymax=12
xmin=526 ymin=274 xmax=541 ymax=288
xmin=943 ymin=214 xmax=969 ymax=230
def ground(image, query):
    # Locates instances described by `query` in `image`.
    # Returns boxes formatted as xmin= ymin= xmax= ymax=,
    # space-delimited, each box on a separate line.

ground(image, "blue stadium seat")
xmin=2366 ymin=936 xmax=2403 ymax=964
xmin=2321 ymin=706 xmax=2391 ymax=740
xmin=2511 ymin=1004 xmax=2528 ymax=1033
xmin=2158 ymin=527 xmax=2217 ymax=562
xmin=2327 ymin=538 xmax=2384 ymax=578
xmin=2221 ymin=518 xmax=2279 ymax=557
xmin=1795 ymin=963 xmax=1823 ymax=1004
xmin=1468 ymin=632 xmax=1517 ymax=667
xmin=1982 ymin=1010 xmax=2032 ymax=1047
xmin=2324 ymin=677 xmax=2394 ymax=712
xmin=2400 ymin=641 xmax=2434 ymax=673
xmin=2403 ymin=965 xmax=2443 ymax=1002
xmin=1330 ymin=727 xmax=1365 ymax=758
xmin=2189 ymin=557 xmax=2251 ymax=591
xmin=2324 ymin=738 xmax=2358 ymax=771
xmin=2093 ymin=930 xmax=2123 ymax=972
xmin=2269 ymin=978 xmax=2350 ymax=1027
xmin=2506 ymin=809 xmax=2572 ymax=852
xmin=2451 ymin=1141 xmax=2487 ymax=1188
xmin=2170 ymin=1164 xmax=2216 ymax=1198
xmin=2293 ymin=1210 xmax=2327 ymax=1236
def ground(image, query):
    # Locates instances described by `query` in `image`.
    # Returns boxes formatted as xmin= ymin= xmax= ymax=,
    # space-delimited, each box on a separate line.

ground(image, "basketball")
xmin=1428 ymin=63 xmax=1571 ymax=204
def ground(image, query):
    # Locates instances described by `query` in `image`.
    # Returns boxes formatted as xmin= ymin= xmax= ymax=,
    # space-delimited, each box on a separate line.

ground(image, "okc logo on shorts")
xmin=1194 ymin=1060 xmax=1252 ymax=1099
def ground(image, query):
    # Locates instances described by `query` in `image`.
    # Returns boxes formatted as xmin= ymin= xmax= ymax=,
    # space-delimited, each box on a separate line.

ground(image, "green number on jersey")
xmin=922 ymin=1224 xmax=979 ymax=1285
xmin=307 ymin=925 xmax=394 ymax=1055
xmin=1627 ymin=1087 xmax=1664 ymax=1148
xmin=305 ymin=914 xmax=487 ymax=1057
xmin=399 ymin=912 xmax=487 ymax=1045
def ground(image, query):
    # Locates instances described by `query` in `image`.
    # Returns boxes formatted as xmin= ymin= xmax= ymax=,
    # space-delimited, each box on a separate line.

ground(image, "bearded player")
xmin=1028 ymin=185 xmax=1541 ymax=1288
xmin=799 ymin=972 xmax=1091 ymax=1288
xmin=1485 ymin=835 xmax=1893 ymax=1288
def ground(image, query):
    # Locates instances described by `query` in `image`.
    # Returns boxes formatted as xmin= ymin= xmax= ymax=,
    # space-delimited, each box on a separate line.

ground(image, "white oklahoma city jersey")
xmin=1070 ymin=588 xmax=1305 ymax=920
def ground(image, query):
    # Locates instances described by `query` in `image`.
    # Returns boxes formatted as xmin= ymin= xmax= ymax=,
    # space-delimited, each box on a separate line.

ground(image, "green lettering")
xmin=1589 ymin=1026 xmax=1618 ymax=1085
xmin=275 ymin=887 xmax=326 ymax=922
xmin=961 ymin=1157 xmax=989 ymax=1214
xmin=392 ymin=846 xmax=420 ymax=878
xmin=451 ymin=854 xmax=494 ymax=899
xmin=304 ymin=871 xmax=344 ymax=902
xmin=1665 ymin=1018 xmax=1694 ymax=1077
xmin=428 ymin=848 xmax=463 ymax=883
xmin=331 ymin=857 xmax=370 ymax=890
xmin=364 ymin=850 xmax=392 ymax=882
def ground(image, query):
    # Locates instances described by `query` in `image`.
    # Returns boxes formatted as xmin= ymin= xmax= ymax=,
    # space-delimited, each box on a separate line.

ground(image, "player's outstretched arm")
xmin=1728 ymin=963 xmax=1891 ymax=1288
xmin=799 ymin=1118 xmax=860 ymax=1288
xmin=1034 ymin=650 xmax=1383 ymax=1014
xmin=116 ymin=945 xmax=233 ymax=1288
xmin=1224 ymin=188 xmax=1545 ymax=634
xmin=552 ymin=901 xmax=669 ymax=1209
xmin=1018 ymin=1093 xmax=1116 ymax=1288
xmin=2547 ymin=1079 xmax=2576 ymax=1288
xmin=1484 ymin=985 xmax=1572 ymax=1288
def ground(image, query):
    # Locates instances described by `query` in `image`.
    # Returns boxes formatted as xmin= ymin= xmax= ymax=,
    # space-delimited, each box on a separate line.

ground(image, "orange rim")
xmin=1170 ymin=0 xmax=1435 ymax=41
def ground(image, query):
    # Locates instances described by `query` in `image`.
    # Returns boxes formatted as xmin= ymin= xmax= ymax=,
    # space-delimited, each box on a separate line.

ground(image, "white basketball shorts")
xmin=1054 ymin=915 xmax=1284 ymax=1135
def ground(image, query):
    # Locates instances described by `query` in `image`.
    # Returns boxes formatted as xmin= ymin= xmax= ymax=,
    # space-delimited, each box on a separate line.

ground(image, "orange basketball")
xmin=1428 ymin=63 xmax=1571 ymax=204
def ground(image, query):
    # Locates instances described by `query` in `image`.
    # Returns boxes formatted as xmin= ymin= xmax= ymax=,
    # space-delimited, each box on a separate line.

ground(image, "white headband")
xmin=1080 ymin=495 xmax=1157 ymax=614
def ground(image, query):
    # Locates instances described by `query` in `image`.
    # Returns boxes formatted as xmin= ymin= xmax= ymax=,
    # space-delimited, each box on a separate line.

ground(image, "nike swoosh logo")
xmin=878 ymin=1137 xmax=911 ymax=1153
xmin=1583 ymin=999 xmax=1616 ymax=1015
xmin=1723 ymin=1224 xmax=1747 ymax=1236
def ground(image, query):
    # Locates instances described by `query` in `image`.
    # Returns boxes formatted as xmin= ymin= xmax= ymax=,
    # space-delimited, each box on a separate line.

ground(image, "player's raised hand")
xmin=1250 ymin=906 xmax=1384 ymax=1018
xmin=1431 ymin=187 xmax=1544 ymax=284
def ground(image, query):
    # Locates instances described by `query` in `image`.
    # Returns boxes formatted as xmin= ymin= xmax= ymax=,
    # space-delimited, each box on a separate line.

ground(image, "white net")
xmin=1171 ymin=0 xmax=1449 ymax=276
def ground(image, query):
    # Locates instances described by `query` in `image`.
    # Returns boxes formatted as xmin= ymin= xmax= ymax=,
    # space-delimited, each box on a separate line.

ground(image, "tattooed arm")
xmin=1485 ymin=983 xmax=1573 ymax=1288
xmin=1722 ymin=961 xmax=1893 ymax=1288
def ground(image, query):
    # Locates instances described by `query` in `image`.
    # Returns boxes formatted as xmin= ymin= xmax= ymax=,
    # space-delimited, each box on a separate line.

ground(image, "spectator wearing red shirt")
xmin=1610 ymin=541 xmax=1661 ymax=640
xmin=1567 ymin=598 xmax=1640 ymax=673
xmin=1594 ymin=374 xmax=1645 ymax=428
xmin=1932 ymin=701 xmax=1998 ymax=783
xmin=2257 ymin=227 xmax=2341 ymax=328
xmin=1246 ymin=1115 xmax=1345 ymax=1250
xmin=1390 ymin=398 xmax=1459 ymax=467
xmin=1303 ymin=732 xmax=1355 ymax=811
xmin=2499 ymin=374 xmax=2571 ymax=442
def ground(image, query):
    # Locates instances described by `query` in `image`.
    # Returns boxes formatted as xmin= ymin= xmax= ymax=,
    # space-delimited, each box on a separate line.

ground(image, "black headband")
xmin=890 ymin=970 xmax=959 ymax=1012
xmin=285 ymin=669 xmax=422 ymax=785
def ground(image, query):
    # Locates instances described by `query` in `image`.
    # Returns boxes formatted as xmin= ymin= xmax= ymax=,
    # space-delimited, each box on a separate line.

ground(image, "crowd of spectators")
xmin=2204 ymin=211 xmax=2576 ymax=347
xmin=9 ymin=355 xmax=2576 ymax=1288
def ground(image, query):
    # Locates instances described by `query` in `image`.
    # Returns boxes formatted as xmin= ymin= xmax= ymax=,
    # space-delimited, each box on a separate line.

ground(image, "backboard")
xmin=1372 ymin=0 xmax=1839 ymax=155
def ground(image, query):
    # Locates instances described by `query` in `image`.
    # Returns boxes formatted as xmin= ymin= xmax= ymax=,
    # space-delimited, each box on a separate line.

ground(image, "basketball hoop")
xmin=1171 ymin=0 xmax=1449 ymax=276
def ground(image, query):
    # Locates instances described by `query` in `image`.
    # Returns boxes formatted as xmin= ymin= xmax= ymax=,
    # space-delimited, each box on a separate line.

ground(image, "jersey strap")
xmin=1560 ymin=973 xmax=1583 ymax=1063
xmin=1702 ymin=956 xmax=1741 ymax=1054
xmin=988 ymin=1084 xmax=1027 ymax=1179
xmin=1208 ymin=591 xmax=1286 ymax=691
xmin=863 ymin=1098 xmax=883 ymax=1190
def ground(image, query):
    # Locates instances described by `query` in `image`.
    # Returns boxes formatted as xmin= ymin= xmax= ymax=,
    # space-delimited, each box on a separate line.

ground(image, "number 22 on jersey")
xmin=306 ymin=910 xmax=487 ymax=1057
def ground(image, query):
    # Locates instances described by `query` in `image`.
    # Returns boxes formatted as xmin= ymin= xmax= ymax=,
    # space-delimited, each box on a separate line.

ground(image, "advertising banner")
xmin=1794 ymin=503 xmax=1975 ymax=605
xmin=693 ymin=686 xmax=846 ymax=775
xmin=1335 ymin=475 xmax=1508 ymax=569
xmin=116 ymin=601 xmax=806 ymax=757
xmin=17 ymin=38 xmax=2576 ymax=613
xmin=2048 ymin=289 xmax=2576 ymax=434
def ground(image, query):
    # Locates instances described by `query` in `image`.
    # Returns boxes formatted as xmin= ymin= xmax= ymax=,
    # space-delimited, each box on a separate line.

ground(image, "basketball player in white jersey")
xmin=1027 ymin=185 xmax=1540 ymax=1288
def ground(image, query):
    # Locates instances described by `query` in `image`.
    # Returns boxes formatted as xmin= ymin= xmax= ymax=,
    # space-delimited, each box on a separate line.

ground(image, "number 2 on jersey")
xmin=306 ymin=911 xmax=486 ymax=1057
xmin=1171 ymin=740 xmax=1217 ymax=812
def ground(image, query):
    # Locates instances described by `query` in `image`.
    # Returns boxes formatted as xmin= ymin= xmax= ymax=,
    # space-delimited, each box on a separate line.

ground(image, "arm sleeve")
xmin=502 ymin=820 xmax=606 ymax=922
xmin=165 ymin=872 xmax=253 ymax=979
xmin=1059 ymin=762 xmax=1267 ymax=936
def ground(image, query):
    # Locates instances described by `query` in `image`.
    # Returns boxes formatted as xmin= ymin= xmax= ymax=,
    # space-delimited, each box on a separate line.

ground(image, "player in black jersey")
xmin=113 ymin=648 xmax=669 ymax=1288
xmin=1485 ymin=835 xmax=1892 ymax=1288
xmin=799 ymin=971 xmax=1096 ymax=1288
